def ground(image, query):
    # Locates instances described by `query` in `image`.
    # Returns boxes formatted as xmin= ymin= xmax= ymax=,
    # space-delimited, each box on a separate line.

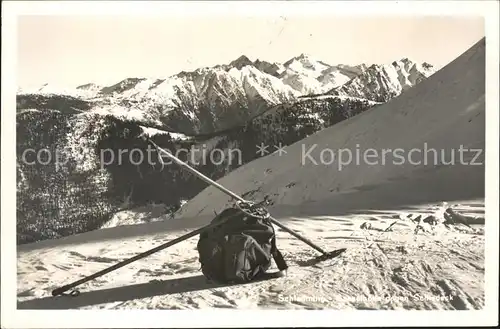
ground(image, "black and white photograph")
xmin=1 ymin=1 xmax=499 ymax=327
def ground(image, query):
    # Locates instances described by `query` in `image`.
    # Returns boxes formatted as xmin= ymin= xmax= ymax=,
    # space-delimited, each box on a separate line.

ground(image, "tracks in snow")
xmin=17 ymin=201 xmax=484 ymax=310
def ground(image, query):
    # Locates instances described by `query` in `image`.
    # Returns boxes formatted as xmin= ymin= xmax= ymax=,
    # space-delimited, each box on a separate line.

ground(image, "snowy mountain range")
xmin=18 ymin=54 xmax=435 ymax=134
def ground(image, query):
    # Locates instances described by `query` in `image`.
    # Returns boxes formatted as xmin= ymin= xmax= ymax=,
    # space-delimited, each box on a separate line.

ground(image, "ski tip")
xmin=51 ymin=288 xmax=63 ymax=296
xmin=317 ymin=248 xmax=347 ymax=262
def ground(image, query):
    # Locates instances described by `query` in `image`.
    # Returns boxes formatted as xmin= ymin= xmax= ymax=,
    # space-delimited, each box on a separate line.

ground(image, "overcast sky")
xmin=17 ymin=15 xmax=484 ymax=89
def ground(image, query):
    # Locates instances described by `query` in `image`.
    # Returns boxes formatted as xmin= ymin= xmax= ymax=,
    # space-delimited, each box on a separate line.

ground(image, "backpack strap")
xmin=269 ymin=236 xmax=288 ymax=276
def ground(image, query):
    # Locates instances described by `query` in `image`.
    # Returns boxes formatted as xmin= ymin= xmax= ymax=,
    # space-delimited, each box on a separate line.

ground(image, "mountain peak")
xmin=253 ymin=59 xmax=285 ymax=77
xmin=283 ymin=53 xmax=332 ymax=73
xmin=422 ymin=62 xmax=434 ymax=69
xmin=234 ymin=54 xmax=251 ymax=62
xmin=229 ymin=55 xmax=254 ymax=69
xmin=392 ymin=57 xmax=416 ymax=66
xmin=284 ymin=53 xmax=314 ymax=66
xmin=296 ymin=53 xmax=311 ymax=59
xmin=76 ymin=83 xmax=100 ymax=90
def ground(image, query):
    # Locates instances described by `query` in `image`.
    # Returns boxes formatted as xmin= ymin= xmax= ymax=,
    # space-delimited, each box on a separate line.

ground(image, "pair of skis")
xmin=51 ymin=139 xmax=344 ymax=297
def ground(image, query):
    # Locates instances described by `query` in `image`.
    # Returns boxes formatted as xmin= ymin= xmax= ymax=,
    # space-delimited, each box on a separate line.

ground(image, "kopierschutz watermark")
xmin=300 ymin=143 xmax=484 ymax=171
xmin=18 ymin=142 xmax=484 ymax=172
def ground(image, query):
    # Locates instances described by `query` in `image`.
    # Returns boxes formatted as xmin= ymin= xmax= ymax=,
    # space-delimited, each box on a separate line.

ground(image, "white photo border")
xmin=2 ymin=1 xmax=499 ymax=328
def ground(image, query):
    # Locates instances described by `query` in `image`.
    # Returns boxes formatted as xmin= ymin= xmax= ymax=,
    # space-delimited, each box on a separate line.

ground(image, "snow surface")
xmin=139 ymin=125 xmax=189 ymax=141
xmin=298 ymin=94 xmax=381 ymax=105
xmin=17 ymin=201 xmax=485 ymax=310
xmin=17 ymin=39 xmax=485 ymax=310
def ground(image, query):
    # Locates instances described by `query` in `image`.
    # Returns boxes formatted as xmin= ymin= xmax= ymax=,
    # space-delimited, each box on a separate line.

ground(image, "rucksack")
xmin=196 ymin=203 xmax=288 ymax=283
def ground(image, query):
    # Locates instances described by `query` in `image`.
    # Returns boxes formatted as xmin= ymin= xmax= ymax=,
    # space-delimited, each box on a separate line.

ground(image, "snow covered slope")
xmin=75 ymin=83 xmax=103 ymax=98
xmin=17 ymin=200 xmax=485 ymax=310
xmin=176 ymin=39 xmax=484 ymax=219
xmin=17 ymin=55 xmax=434 ymax=134
xmin=19 ymin=82 xmax=103 ymax=99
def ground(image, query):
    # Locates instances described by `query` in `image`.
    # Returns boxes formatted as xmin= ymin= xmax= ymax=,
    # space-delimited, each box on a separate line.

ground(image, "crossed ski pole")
xmin=147 ymin=139 xmax=330 ymax=255
xmin=51 ymin=138 xmax=341 ymax=297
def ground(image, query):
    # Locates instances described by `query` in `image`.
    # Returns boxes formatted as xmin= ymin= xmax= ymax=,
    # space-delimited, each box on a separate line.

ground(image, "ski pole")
xmin=148 ymin=139 xmax=328 ymax=255
xmin=51 ymin=211 xmax=238 ymax=297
